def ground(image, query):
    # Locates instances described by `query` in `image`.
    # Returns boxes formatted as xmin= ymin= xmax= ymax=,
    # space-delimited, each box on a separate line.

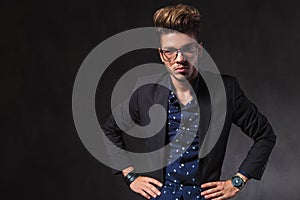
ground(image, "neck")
xmin=171 ymin=77 xmax=193 ymax=93
xmin=170 ymin=73 xmax=198 ymax=105
xmin=171 ymin=71 xmax=198 ymax=93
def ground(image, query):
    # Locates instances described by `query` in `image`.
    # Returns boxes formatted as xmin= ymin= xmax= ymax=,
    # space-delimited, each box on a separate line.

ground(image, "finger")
xmin=204 ymin=191 xmax=223 ymax=200
xmin=201 ymin=187 xmax=220 ymax=195
xmin=147 ymin=177 xmax=163 ymax=187
xmin=139 ymin=190 xmax=151 ymax=199
xmin=146 ymin=183 xmax=161 ymax=196
xmin=212 ymin=195 xmax=225 ymax=200
xmin=201 ymin=181 xmax=219 ymax=188
xmin=142 ymin=186 xmax=158 ymax=199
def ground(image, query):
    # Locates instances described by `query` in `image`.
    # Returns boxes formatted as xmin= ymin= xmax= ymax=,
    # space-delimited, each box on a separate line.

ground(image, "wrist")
xmin=236 ymin=172 xmax=248 ymax=183
xmin=231 ymin=174 xmax=246 ymax=190
xmin=122 ymin=166 xmax=135 ymax=177
xmin=124 ymin=170 xmax=140 ymax=187
xmin=237 ymin=170 xmax=251 ymax=181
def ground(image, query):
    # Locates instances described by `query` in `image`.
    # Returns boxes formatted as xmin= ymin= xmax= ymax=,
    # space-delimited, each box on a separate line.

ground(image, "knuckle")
xmin=142 ymin=177 xmax=149 ymax=183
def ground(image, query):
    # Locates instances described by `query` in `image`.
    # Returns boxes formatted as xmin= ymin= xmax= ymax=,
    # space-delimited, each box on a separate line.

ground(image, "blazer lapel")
xmin=196 ymin=73 xmax=212 ymax=148
xmin=153 ymin=74 xmax=170 ymax=148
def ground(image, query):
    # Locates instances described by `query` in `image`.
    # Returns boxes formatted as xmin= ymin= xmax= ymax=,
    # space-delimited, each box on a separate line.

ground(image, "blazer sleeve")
xmin=102 ymin=85 xmax=141 ymax=175
xmin=232 ymin=77 xmax=276 ymax=180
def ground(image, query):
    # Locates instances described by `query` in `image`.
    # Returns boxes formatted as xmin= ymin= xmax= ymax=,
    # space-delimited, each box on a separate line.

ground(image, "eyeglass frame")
xmin=159 ymin=42 xmax=200 ymax=62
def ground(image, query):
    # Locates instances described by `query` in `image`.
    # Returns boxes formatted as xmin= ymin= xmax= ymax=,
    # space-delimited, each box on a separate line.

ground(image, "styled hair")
xmin=153 ymin=4 xmax=202 ymax=42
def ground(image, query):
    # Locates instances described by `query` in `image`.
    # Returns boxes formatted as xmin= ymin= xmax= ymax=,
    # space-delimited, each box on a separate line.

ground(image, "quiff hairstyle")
xmin=153 ymin=4 xmax=202 ymax=42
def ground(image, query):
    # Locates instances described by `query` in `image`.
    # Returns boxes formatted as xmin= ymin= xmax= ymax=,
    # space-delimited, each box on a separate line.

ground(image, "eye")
xmin=162 ymin=48 xmax=177 ymax=56
xmin=182 ymin=44 xmax=198 ymax=53
xmin=183 ymin=44 xmax=198 ymax=53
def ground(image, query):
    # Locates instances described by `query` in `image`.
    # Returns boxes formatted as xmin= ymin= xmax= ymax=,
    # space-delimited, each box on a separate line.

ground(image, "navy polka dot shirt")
xmin=152 ymin=82 xmax=205 ymax=200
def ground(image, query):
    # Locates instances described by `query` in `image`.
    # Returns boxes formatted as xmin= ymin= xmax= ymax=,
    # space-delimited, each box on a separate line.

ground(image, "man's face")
xmin=159 ymin=32 xmax=201 ymax=82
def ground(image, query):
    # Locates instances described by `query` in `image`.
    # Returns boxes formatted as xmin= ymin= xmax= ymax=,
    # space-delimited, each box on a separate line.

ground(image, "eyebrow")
xmin=162 ymin=42 xmax=198 ymax=50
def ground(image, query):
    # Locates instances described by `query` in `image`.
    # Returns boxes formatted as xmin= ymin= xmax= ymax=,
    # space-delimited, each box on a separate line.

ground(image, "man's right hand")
xmin=129 ymin=176 xmax=163 ymax=199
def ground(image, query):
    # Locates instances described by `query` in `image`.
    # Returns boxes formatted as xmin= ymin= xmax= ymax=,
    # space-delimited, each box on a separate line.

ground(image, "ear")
xmin=198 ymin=42 xmax=203 ymax=57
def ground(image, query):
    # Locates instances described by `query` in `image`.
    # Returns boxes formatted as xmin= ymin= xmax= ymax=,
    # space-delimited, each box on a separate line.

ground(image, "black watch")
xmin=231 ymin=175 xmax=245 ymax=190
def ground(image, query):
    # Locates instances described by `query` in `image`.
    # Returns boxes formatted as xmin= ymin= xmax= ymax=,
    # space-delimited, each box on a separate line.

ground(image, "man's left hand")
xmin=200 ymin=180 xmax=239 ymax=200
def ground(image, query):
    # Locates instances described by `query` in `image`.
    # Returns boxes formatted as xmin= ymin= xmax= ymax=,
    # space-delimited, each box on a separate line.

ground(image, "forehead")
xmin=160 ymin=32 xmax=197 ymax=48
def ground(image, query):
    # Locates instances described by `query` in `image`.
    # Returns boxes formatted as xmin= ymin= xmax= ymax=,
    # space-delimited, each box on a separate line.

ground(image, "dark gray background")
xmin=1 ymin=0 xmax=300 ymax=199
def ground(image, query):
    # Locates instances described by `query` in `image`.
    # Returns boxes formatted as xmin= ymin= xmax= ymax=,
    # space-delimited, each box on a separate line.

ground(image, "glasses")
xmin=159 ymin=43 xmax=199 ymax=62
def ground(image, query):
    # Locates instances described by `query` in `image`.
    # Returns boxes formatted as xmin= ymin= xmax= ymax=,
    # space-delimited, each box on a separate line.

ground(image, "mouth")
xmin=175 ymin=66 xmax=189 ymax=73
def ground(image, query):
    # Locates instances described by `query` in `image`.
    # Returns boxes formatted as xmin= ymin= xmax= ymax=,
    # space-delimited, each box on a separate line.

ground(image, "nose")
xmin=175 ymin=50 xmax=186 ymax=61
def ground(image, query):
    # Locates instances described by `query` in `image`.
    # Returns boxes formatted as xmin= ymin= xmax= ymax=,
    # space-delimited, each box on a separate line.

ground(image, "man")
xmin=103 ymin=4 xmax=276 ymax=200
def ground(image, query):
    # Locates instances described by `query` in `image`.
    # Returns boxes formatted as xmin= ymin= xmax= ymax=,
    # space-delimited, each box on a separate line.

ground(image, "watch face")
xmin=232 ymin=176 xmax=243 ymax=187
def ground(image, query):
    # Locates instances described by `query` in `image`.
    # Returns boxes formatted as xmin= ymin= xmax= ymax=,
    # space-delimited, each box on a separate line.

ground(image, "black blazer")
xmin=103 ymin=71 xmax=276 ymax=186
